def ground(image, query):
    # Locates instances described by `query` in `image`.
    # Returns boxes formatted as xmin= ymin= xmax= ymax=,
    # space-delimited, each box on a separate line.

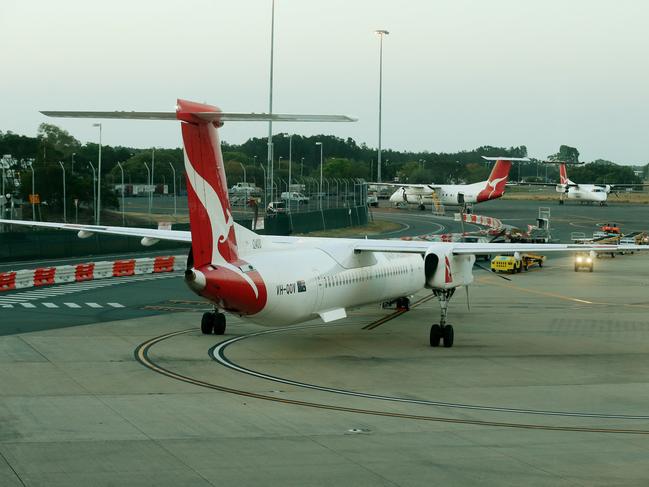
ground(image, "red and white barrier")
xmin=454 ymin=212 xmax=503 ymax=229
xmin=0 ymin=255 xmax=186 ymax=293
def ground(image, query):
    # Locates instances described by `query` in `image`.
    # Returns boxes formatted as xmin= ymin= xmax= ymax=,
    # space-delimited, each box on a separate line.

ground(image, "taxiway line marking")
xmin=134 ymin=329 xmax=649 ymax=435
xmin=362 ymin=293 xmax=438 ymax=330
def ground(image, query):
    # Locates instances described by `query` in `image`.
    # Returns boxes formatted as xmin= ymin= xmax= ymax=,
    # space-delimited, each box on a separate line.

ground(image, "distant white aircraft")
xmin=385 ymin=157 xmax=529 ymax=210
xmin=551 ymin=163 xmax=646 ymax=206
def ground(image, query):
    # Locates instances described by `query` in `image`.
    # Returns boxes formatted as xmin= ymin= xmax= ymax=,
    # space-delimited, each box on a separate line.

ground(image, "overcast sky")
xmin=2 ymin=0 xmax=648 ymax=164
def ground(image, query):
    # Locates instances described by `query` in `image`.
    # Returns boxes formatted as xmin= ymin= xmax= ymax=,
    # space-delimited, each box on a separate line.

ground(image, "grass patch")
xmin=298 ymin=219 xmax=404 ymax=238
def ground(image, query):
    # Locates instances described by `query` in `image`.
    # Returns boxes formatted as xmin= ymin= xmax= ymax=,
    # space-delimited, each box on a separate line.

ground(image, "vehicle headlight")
xmin=576 ymin=257 xmax=583 ymax=263
xmin=586 ymin=258 xmax=592 ymax=263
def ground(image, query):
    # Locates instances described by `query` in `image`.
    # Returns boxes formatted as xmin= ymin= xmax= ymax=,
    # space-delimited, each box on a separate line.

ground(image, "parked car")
xmin=367 ymin=193 xmax=379 ymax=207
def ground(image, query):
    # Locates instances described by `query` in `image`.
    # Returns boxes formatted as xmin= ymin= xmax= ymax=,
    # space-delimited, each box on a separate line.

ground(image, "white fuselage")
xmin=241 ymin=241 xmax=425 ymax=326
xmin=556 ymin=184 xmax=609 ymax=203
xmin=390 ymin=182 xmax=487 ymax=207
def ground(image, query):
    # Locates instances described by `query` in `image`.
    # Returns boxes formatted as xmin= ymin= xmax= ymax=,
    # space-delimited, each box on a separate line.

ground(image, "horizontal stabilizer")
xmin=41 ymin=110 xmax=357 ymax=123
xmin=481 ymin=156 xmax=530 ymax=162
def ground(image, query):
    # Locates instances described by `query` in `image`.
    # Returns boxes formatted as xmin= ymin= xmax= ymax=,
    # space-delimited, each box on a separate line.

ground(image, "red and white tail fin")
xmin=476 ymin=156 xmax=528 ymax=202
xmin=559 ymin=164 xmax=570 ymax=185
xmin=178 ymin=99 xmax=238 ymax=268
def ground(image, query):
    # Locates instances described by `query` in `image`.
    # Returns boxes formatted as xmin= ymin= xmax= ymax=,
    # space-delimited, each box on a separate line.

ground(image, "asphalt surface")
xmin=2 ymin=251 xmax=649 ymax=486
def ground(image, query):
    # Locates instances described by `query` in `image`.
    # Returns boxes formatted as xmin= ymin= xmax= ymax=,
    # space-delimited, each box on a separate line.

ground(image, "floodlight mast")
xmin=375 ymin=29 xmax=389 ymax=183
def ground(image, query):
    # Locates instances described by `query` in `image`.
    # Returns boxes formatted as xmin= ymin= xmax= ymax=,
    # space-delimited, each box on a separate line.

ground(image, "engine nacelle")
xmin=424 ymin=247 xmax=475 ymax=290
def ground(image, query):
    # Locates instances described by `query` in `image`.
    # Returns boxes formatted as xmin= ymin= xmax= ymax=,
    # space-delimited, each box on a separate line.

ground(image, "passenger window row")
xmin=322 ymin=264 xmax=412 ymax=288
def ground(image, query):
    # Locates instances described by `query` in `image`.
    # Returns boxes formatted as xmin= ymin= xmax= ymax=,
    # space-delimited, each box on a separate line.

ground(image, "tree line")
xmin=0 ymin=125 xmax=645 ymax=217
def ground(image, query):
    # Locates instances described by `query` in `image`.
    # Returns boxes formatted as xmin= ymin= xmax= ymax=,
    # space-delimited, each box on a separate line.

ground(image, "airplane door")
xmin=457 ymin=193 xmax=465 ymax=205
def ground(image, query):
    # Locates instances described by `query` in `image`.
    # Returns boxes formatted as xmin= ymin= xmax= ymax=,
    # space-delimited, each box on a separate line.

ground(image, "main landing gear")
xmin=201 ymin=309 xmax=226 ymax=335
xmin=429 ymin=288 xmax=455 ymax=348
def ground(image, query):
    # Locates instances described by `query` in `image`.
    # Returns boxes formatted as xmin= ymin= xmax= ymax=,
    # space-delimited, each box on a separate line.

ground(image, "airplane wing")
xmin=0 ymin=219 xmax=191 ymax=243
xmin=370 ymin=183 xmax=441 ymax=191
xmin=353 ymin=240 xmax=643 ymax=255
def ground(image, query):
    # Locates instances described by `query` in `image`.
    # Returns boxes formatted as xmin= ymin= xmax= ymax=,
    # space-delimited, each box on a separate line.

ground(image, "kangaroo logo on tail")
xmin=477 ymin=160 xmax=512 ymax=202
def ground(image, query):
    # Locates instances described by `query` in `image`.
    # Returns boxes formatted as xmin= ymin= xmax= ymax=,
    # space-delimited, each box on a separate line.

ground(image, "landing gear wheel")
xmin=214 ymin=313 xmax=226 ymax=335
xmin=442 ymin=325 xmax=454 ymax=348
xmin=201 ymin=312 xmax=215 ymax=335
xmin=430 ymin=324 xmax=442 ymax=347
xmin=419 ymin=204 xmax=426 ymax=211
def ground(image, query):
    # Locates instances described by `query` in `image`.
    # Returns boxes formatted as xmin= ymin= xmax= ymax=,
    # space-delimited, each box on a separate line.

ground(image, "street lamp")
xmin=92 ymin=123 xmax=102 ymax=224
xmin=58 ymin=161 xmax=66 ymax=222
xmin=71 ymin=152 xmax=76 ymax=175
xmin=315 ymin=142 xmax=323 ymax=209
xmin=168 ymin=162 xmax=177 ymax=216
xmin=278 ymin=156 xmax=283 ymax=170
xmin=301 ymin=157 xmax=304 ymax=178
xmin=149 ymin=147 xmax=155 ymax=217
xmin=116 ymin=161 xmax=125 ymax=225
xmin=87 ymin=160 xmax=96 ymax=224
xmin=375 ymin=29 xmax=389 ymax=183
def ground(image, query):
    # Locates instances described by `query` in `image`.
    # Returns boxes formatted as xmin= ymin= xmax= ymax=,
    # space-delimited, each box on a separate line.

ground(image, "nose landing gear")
xmin=201 ymin=309 xmax=226 ymax=335
xmin=429 ymin=288 xmax=455 ymax=348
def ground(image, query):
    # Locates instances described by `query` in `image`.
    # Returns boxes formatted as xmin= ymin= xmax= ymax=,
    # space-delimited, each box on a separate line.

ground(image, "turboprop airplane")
xmin=1 ymin=99 xmax=644 ymax=348
xmin=386 ymin=156 xmax=528 ymax=210
xmin=534 ymin=163 xmax=647 ymax=206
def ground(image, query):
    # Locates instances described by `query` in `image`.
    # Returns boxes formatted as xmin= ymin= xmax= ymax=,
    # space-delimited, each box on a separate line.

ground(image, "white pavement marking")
xmin=86 ymin=302 xmax=102 ymax=308
xmin=2 ymin=304 xmax=13 ymax=308
xmin=20 ymin=303 xmax=36 ymax=308
xmin=0 ymin=273 xmax=178 ymax=304
xmin=64 ymin=303 xmax=81 ymax=308
xmin=107 ymin=303 xmax=125 ymax=308
xmin=42 ymin=303 xmax=59 ymax=308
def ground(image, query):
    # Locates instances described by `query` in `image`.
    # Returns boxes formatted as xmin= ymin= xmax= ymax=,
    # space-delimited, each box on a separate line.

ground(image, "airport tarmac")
xmin=2 ymin=248 xmax=649 ymax=485
xmin=2 ymin=201 xmax=649 ymax=486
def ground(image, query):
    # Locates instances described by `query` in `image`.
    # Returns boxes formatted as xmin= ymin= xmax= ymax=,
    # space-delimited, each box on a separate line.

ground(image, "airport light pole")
xmin=301 ymin=157 xmax=304 ymax=178
xmin=266 ymin=0 xmax=276 ymax=210
xmin=278 ymin=156 xmax=283 ymax=170
xmin=150 ymin=147 xmax=155 ymax=216
xmin=144 ymin=161 xmax=152 ymax=220
xmin=71 ymin=152 xmax=76 ymax=175
xmin=288 ymin=134 xmax=293 ymax=192
xmin=29 ymin=161 xmax=35 ymax=221
xmin=239 ymin=162 xmax=247 ymax=184
xmin=168 ymin=162 xmax=177 ymax=216
xmin=92 ymin=123 xmax=102 ymax=224
xmin=117 ymin=161 xmax=125 ymax=225
xmin=88 ymin=161 xmax=96 ymax=224
xmin=375 ymin=29 xmax=389 ymax=183
xmin=315 ymin=142 xmax=323 ymax=209
xmin=58 ymin=161 xmax=66 ymax=222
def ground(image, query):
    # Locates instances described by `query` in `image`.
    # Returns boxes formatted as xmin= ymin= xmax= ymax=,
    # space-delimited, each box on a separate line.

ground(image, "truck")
xmin=280 ymin=192 xmax=309 ymax=204
xmin=491 ymin=253 xmax=545 ymax=273
xmin=229 ymin=182 xmax=261 ymax=196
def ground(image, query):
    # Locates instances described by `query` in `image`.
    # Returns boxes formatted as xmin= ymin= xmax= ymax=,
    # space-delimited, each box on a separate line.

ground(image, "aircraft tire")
xmin=442 ymin=325 xmax=454 ymax=348
xmin=214 ymin=313 xmax=226 ymax=335
xmin=201 ymin=313 xmax=215 ymax=335
xmin=430 ymin=324 xmax=442 ymax=347
xmin=419 ymin=204 xmax=426 ymax=211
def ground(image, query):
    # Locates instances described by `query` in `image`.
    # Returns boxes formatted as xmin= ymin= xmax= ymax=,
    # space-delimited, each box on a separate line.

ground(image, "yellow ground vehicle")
xmin=491 ymin=254 xmax=545 ymax=273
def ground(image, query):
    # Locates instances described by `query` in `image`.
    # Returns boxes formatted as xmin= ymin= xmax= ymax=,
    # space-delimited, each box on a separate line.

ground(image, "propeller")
xmin=474 ymin=261 xmax=512 ymax=281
